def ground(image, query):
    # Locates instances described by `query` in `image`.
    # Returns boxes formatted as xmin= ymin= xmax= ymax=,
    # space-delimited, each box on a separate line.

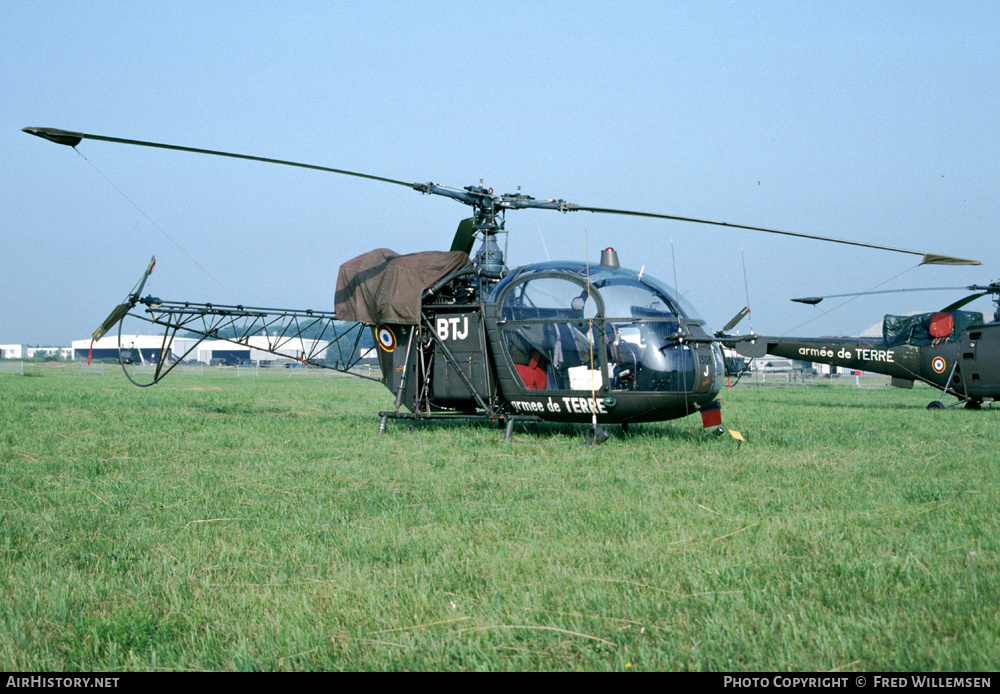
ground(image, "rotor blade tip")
xmin=920 ymin=253 xmax=981 ymax=266
xmin=22 ymin=127 xmax=83 ymax=147
xmin=792 ymin=297 xmax=823 ymax=305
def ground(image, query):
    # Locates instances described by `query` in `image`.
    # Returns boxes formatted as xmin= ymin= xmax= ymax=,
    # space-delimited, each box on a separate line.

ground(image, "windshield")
xmin=494 ymin=262 xmax=700 ymax=320
xmin=496 ymin=264 xmax=699 ymax=392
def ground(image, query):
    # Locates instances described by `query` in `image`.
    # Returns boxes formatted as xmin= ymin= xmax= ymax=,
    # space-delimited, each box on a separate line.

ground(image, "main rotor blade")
xmin=23 ymin=127 xmax=418 ymax=190
xmin=23 ymin=126 xmax=982 ymax=266
xmin=941 ymin=292 xmax=988 ymax=313
xmin=791 ymin=286 xmax=975 ymax=304
xmin=563 ymin=204 xmax=980 ymax=266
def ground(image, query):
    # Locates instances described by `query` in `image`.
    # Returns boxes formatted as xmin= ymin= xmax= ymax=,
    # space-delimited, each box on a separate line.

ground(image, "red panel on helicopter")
xmin=699 ymin=399 xmax=722 ymax=428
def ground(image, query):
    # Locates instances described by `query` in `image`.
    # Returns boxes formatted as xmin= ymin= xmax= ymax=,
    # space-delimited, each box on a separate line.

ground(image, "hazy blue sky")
xmin=3 ymin=1 xmax=999 ymax=345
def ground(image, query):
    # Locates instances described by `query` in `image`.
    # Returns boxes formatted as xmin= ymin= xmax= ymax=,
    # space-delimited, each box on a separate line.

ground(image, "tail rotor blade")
xmin=92 ymin=256 xmax=157 ymax=340
xmin=92 ymin=303 xmax=132 ymax=341
xmin=722 ymin=306 xmax=750 ymax=332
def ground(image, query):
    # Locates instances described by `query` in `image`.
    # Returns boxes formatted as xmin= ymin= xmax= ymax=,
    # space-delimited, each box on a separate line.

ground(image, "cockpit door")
xmin=495 ymin=273 xmax=609 ymax=394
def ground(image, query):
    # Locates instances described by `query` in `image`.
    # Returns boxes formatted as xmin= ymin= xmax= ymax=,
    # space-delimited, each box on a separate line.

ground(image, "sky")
xmin=2 ymin=1 xmax=999 ymax=346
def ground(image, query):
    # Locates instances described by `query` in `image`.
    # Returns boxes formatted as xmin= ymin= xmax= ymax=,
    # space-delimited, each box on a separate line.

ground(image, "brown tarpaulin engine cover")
xmin=334 ymin=248 xmax=471 ymax=325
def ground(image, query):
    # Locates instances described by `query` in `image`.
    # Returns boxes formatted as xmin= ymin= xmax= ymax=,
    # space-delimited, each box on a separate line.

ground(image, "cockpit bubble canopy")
xmin=491 ymin=261 xmax=702 ymax=324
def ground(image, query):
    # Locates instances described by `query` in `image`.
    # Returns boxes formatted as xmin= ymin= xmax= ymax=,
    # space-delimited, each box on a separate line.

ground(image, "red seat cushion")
xmin=515 ymin=351 xmax=547 ymax=390
xmin=929 ymin=312 xmax=954 ymax=339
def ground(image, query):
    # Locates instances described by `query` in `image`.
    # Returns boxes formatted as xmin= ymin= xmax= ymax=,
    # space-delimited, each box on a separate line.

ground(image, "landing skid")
xmin=926 ymin=397 xmax=983 ymax=410
xmin=378 ymin=411 xmax=544 ymax=441
xmin=927 ymin=360 xmax=984 ymax=410
xmin=585 ymin=427 xmax=611 ymax=445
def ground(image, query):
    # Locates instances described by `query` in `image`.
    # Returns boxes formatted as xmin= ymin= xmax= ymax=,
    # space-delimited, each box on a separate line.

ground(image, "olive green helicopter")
xmin=734 ymin=282 xmax=1000 ymax=410
xmin=23 ymin=126 xmax=980 ymax=442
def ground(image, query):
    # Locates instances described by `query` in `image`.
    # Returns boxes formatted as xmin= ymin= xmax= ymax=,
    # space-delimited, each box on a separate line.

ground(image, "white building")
xmin=71 ymin=334 xmax=199 ymax=363
xmin=195 ymin=337 xmax=330 ymax=365
xmin=0 ymin=344 xmax=22 ymax=359
xmin=70 ymin=334 xmax=330 ymax=365
xmin=25 ymin=347 xmax=73 ymax=360
xmin=754 ymin=356 xmax=796 ymax=373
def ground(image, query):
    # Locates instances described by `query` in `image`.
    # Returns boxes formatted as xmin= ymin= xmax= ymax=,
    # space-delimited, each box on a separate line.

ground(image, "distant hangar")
xmin=72 ymin=334 xmax=331 ymax=365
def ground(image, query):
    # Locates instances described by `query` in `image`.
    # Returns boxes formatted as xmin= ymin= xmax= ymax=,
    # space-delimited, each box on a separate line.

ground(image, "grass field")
xmin=1 ymin=364 xmax=996 ymax=671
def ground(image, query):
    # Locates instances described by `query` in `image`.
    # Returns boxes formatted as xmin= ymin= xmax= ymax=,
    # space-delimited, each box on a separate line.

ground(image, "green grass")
xmin=1 ymin=364 xmax=997 ymax=671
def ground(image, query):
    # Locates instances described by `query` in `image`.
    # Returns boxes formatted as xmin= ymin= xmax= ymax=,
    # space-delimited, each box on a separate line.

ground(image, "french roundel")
xmin=376 ymin=326 xmax=396 ymax=352
xmin=931 ymin=356 xmax=946 ymax=374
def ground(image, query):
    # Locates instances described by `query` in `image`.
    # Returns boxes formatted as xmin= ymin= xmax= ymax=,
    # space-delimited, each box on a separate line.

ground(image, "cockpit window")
xmin=501 ymin=276 xmax=599 ymax=322
xmin=504 ymin=322 xmax=602 ymax=391
xmin=497 ymin=266 xmax=698 ymax=394
xmin=591 ymin=280 xmax=677 ymax=320
xmin=491 ymin=262 xmax=700 ymax=322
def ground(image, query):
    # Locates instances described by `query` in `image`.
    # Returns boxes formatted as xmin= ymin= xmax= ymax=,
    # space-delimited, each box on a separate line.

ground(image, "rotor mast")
xmin=431 ymin=182 xmax=508 ymax=279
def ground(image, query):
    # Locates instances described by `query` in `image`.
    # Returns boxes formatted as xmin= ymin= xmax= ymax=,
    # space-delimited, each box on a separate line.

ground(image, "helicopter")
xmin=729 ymin=283 xmax=1000 ymax=410
xmin=22 ymin=126 xmax=981 ymax=442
